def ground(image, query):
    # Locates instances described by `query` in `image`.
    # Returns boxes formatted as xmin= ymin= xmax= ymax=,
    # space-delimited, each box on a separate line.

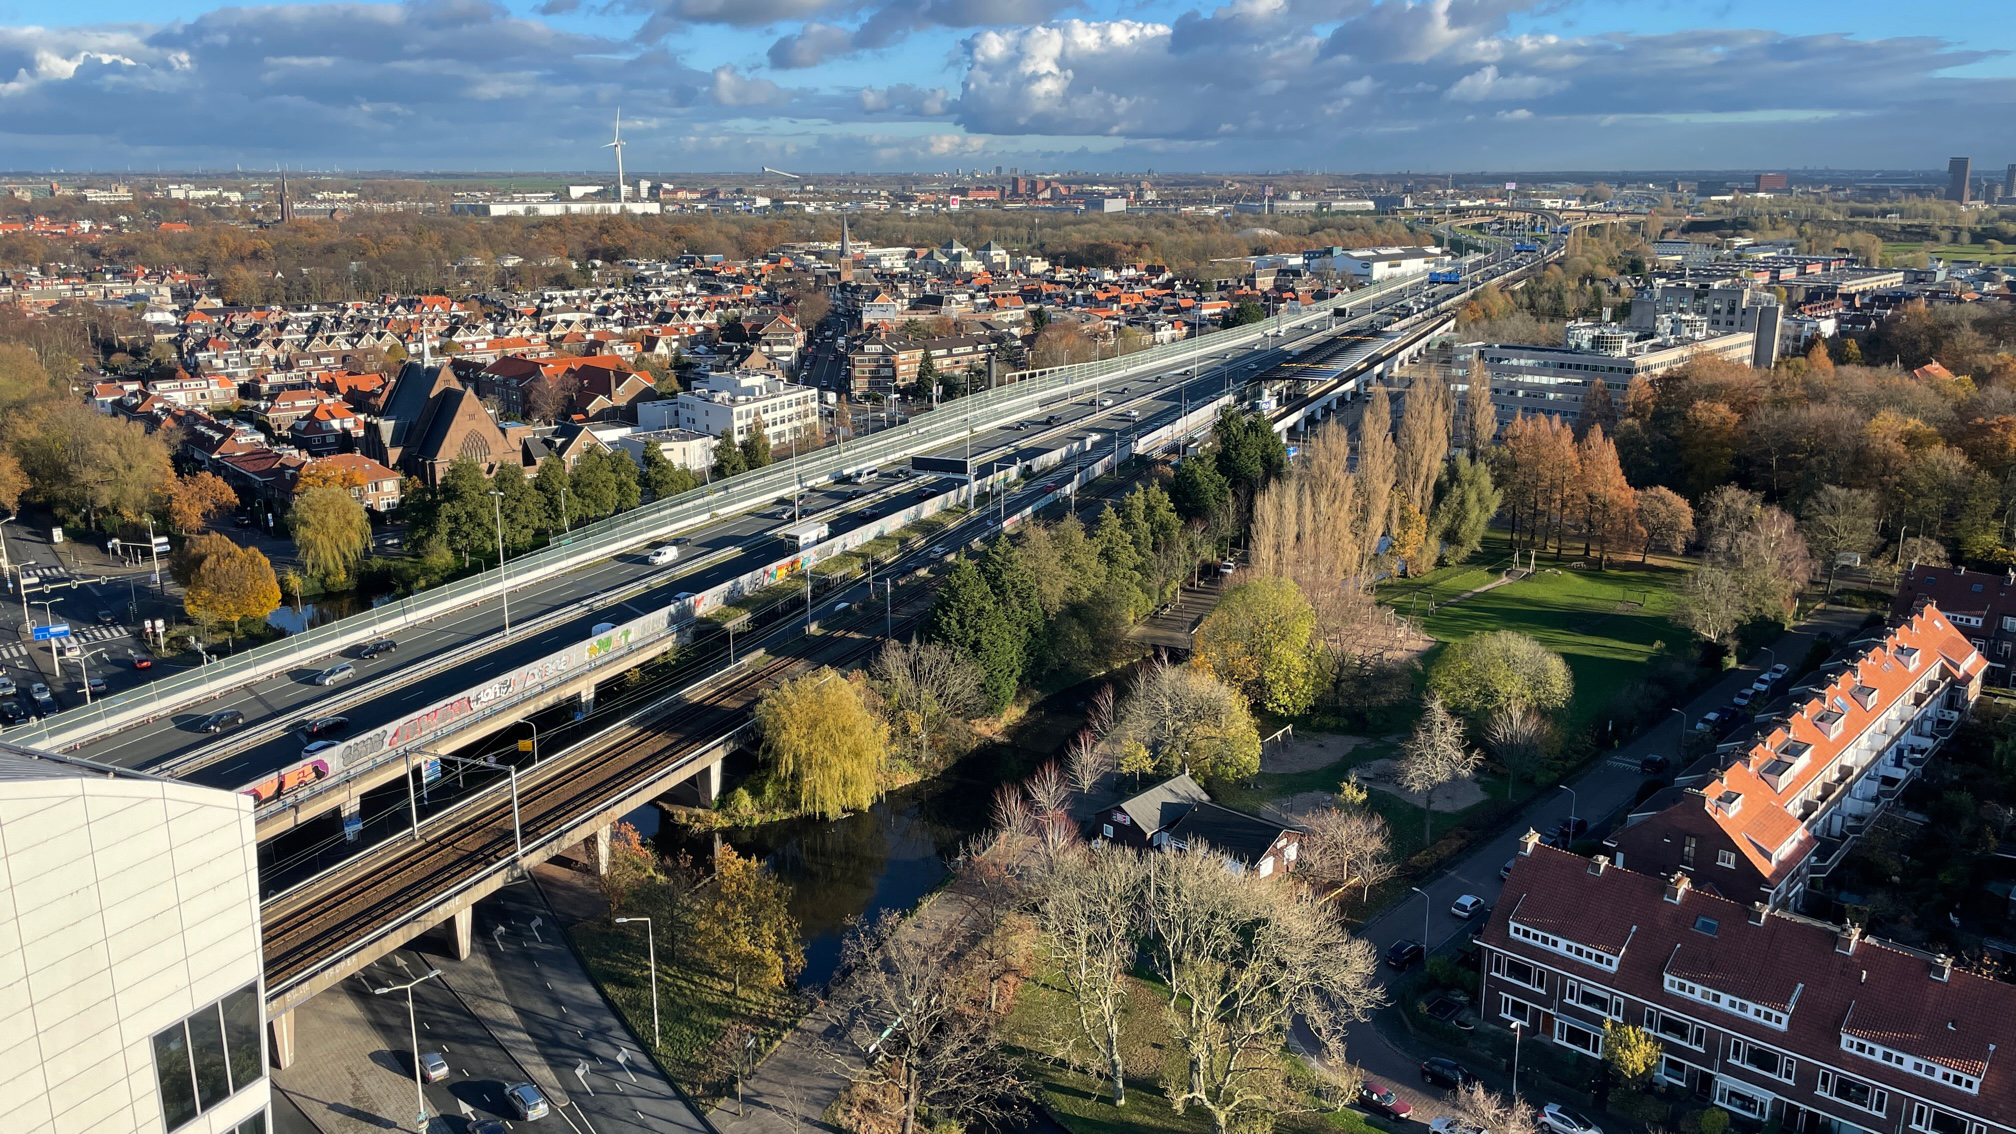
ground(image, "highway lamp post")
xmin=374 ymin=967 xmax=444 ymax=1134
xmin=144 ymin=516 xmax=164 ymax=593
xmin=612 ymin=916 xmax=659 ymax=1047
xmin=71 ymin=647 xmax=106 ymax=705
xmin=1411 ymin=885 xmax=1431 ymax=952
xmin=489 ymin=490 xmax=511 ymax=637
xmin=34 ymin=598 xmax=61 ymax=674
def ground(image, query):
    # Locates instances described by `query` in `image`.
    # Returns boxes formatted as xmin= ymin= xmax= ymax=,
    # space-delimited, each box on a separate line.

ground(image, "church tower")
xmin=837 ymin=216 xmax=853 ymax=284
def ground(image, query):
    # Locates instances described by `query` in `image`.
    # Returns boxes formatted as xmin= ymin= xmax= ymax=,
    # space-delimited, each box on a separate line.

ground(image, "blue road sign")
xmin=31 ymin=623 xmax=70 ymax=642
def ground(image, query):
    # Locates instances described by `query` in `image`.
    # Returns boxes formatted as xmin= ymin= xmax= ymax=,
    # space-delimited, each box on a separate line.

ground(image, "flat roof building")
xmin=1470 ymin=322 xmax=1758 ymax=429
xmin=0 ymin=747 xmax=267 ymax=1134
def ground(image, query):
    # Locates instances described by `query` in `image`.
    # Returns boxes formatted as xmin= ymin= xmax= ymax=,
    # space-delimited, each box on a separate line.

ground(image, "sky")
xmin=2 ymin=0 xmax=2013 ymax=174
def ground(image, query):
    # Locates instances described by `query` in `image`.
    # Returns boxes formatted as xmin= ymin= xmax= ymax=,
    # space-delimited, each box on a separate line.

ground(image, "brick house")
xmin=1892 ymin=567 xmax=2016 ymax=686
xmin=1481 ymin=840 xmax=2016 ymax=1134
xmin=1095 ymin=773 xmax=1302 ymax=880
xmin=301 ymin=453 xmax=402 ymax=512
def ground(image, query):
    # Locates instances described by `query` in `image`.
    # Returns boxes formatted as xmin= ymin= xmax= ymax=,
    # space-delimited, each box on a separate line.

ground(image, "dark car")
xmin=358 ymin=638 xmax=398 ymax=660
xmin=0 ymin=700 xmax=24 ymax=724
xmin=1421 ymin=1057 xmax=1479 ymax=1090
xmin=1385 ymin=938 xmax=1424 ymax=970
xmin=1555 ymin=816 xmax=1589 ymax=842
xmin=198 ymin=709 xmax=246 ymax=733
xmin=299 ymin=715 xmax=349 ymax=738
xmin=1357 ymin=1082 xmax=1413 ymax=1120
xmin=1639 ymin=754 xmax=1671 ymax=775
xmin=95 ymin=609 xmax=117 ymax=625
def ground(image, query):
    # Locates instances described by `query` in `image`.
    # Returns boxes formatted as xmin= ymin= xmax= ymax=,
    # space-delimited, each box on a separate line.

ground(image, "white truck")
xmin=787 ymin=521 xmax=830 ymax=550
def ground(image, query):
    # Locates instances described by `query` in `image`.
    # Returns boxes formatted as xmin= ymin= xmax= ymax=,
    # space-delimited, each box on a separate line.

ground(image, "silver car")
xmin=419 ymin=1051 xmax=448 ymax=1083
xmin=314 ymin=663 xmax=356 ymax=686
xmin=506 ymin=1081 xmax=549 ymax=1119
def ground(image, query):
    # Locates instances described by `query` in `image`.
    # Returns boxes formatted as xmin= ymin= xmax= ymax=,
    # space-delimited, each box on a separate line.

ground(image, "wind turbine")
xmin=605 ymin=109 xmax=627 ymax=203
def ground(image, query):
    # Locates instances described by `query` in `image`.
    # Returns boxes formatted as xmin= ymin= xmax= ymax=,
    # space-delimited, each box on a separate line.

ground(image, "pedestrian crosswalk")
xmin=0 ymin=623 xmax=136 ymax=661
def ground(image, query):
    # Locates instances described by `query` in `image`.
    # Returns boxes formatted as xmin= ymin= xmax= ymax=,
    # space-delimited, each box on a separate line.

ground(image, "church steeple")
xmin=838 ymin=216 xmax=853 ymax=284
xmin=278 ymin=168 xmax=294 ymax=224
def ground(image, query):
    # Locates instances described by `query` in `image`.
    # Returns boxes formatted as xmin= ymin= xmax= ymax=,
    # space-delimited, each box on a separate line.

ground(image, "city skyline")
xmin=1 ymin=0 xmax=2013 ymax=172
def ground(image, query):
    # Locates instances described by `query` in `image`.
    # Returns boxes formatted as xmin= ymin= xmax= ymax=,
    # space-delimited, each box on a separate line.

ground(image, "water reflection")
xmin=267 ymin=593 xmax=366 ymax=634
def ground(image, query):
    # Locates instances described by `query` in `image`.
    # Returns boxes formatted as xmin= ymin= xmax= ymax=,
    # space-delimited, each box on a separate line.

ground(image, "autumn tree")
xmin=1357 ymin=386 xmax=1398 ymax=559
xmin=1396 ymin=371 xmax=1454 ymax=512
xmin=1576 ymin=424 xmax=1642 ymax=566
xmin=1428 ymin=631 xmax=1574 ymax=719
xmin=1604 ymin=1021 xmax=1664 ymax=1089
xmin=1112 ymin=662 xmax=1261 ymax=781
xmin=165 ymin=472 xmax=238 ymax=532
xmin=183 ymin=538 xmax=282 ymax=629
xmin=1452 ymin=1083 xmax=1540 ymax=1134
xmin=690 ymin=845 xmax=803 ymax=997
xmin=1396 ymin=695 xmax=1483 ymax=843
xmin=1635 ymin=486 xmax=1695 ymax=561
xmin=1191 ymin=576 xmax=1320 ymax=715
xmin=289 ymin=485 xmax=373 ymax=585
xmin=1298 ymin=805 xmax=1395 ymax=902
xmin=1500 ymin=411 xmax=1581 ymax=554
xmin=1462 ymin=356 xmax=1497 ymax=456
xmin=755 ymin=669 xmax=889 ymax=820
xmin=597 ymin=821 xmax=659 ymax=917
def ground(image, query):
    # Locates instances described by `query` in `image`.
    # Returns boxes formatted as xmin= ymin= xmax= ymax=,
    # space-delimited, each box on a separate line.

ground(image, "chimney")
xmin=1664 ymin=873 xmax=1691 ymax=904
xmin=1749 ymin=902 xmax=1769 ymax=926
xmin=1837 ymin=924 xmax=1862 ymax=955
xmin=1934 ymin=953 xmax=1953 ymax=982
xmin=1589 ymin=855 xmax=1610 ymax=876
xmin=1518 ymin=829 xmax=1541 ymax=856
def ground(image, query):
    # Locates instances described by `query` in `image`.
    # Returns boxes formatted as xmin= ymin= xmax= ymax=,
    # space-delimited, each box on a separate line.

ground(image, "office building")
xmin=0 ymin=747 xmax=268 ymax=1134
xmin=1754 ymin=172 xmax=1788 ymax=192
xmin=1482 ymin=839 xmax=2016 ymax=1134
xmin=1628 ymin=282 xmax=1784 ymax=368
xmin=1949 ymin=157 xmax=1973 ymax=204
xmin=1472 ymin=321 xmax=1757 ymax=429
xmin=651 ymin=371 xmax=819 ymax=450
xmin=2004 ymin=164 xmax=2016 ymax=203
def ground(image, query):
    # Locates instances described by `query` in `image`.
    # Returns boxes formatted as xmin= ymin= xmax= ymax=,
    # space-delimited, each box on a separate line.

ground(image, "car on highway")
xmin=198 ymin=709 xmax=245 ymax=733
xmin=1126 ymin=408 xmax=1140 ymax=419
xmin=358 ymin=639 xmax=397 ymax=660
xmin=1420 ymin=1057 xmax=1479 ymax=1091
xmin=1356 ymin=1082 xmax=1412 ymax=1120
xmin=1540 ymin=1104 xmax=1603 ymax=1134
xmin=506 ymin=1082 xmax=550 ymax=1120
xmin=647 ymin=545 xmax=679 ymax=566
xmin=1450 ymin=893 xmax=1486 ymax=918
xmin=313 ymin=663 xmax=356 ymax=686
xmin=301 ymin=739 xmax=341 ymax=759
xmin=1013 ymin=421 xmax=1030 ymax=430
xmin=1384 ymin=939 xmax=1423 ymax=970
xmin=1045 ymin=414 xmax=1061 ymax=425
xmin=299 ymin=715 xmax=349 ymax=738
xmin=418 ymin=1050 xmax=449 ymax=1083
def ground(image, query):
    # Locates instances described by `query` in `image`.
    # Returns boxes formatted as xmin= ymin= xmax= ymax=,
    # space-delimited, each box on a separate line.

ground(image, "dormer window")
xmin=1850 ymin=685 xmax=1879 ymax=710
xmin=1814 ymin=708 xmax=1846 ymax=738
xmin=1895 ymin=647 xmax=1921 ymax=670
xmin=1711 ymin=790 xmax=1743 ymax=817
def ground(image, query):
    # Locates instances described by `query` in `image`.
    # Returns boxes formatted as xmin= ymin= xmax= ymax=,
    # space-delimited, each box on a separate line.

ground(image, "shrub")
xmin=1700 ymin=1107 xmax=1731 ymax=1134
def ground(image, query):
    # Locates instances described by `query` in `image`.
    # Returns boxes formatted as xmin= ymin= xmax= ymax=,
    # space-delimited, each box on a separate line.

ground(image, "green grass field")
xmin=1379 ymin=533 xmax=1693 ymax=733
xmin=1882 ymin=240 xmax=2016 ymax=265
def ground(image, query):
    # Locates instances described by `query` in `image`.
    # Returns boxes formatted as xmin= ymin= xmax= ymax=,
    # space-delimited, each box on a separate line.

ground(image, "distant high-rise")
xmin=2005 ymin=164 xmax=2016 ymax=201
xmin=1948 ymin=156 xmax=1973 ymax=203
xmin=1754 ymin=172 xmax=1787 ymax=192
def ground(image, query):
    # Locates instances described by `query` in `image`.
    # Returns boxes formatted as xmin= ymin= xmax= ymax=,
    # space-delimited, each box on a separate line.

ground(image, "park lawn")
xmin=1381 ymin=532 xmax=1693 ymax=733
xmin=571 ymin=919 xmax=798 ymax=1106
xmin=1881 ymin=241 xmax=2016 ymax=265
xmin=1003 ymin=968 xmax=1381 ymax=1134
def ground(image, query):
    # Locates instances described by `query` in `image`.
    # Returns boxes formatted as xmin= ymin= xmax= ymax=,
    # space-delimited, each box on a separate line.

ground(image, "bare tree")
xmin=1396 ymin=695 xmax=1483 ymax=844
xmin=823 ymin=911 xmax=1022 ymax=1134
xmin=1066 ymin=728 xmax=1108 ymax=795
xmin=1484 ymin=704 xmax=1550 ymax=797
xmin=1297 ymin=807 xmax=1396 ymax=902
xmin=1087 ymin=682 xmax=1117 ymax=739
xmin=1463 ymin=355 xmax=1497 ymax=457
xmin=872 ymin=640 xmax=985 ymax=771
xmin=1145 ymin=847 xmax=1384 ymax=1134
xmin=1452 ymin=1082 xmax=1540 ymax=1134
xmin=1032 ymin=846 xmax=1149 ymax=1105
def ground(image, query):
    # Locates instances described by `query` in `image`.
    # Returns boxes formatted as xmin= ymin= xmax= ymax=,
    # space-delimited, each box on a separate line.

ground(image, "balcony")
xmin=1809 ymin=835 xmax=1849 ymax=879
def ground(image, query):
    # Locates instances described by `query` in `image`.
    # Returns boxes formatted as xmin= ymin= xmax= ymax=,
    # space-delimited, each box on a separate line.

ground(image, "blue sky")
xmin=2 ymin=0 xmax=2013 ymax=172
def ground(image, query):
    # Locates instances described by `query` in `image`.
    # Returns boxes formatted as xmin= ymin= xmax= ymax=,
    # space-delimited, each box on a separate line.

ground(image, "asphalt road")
xmin=72 ymin=253 xmax=1517 ymax=790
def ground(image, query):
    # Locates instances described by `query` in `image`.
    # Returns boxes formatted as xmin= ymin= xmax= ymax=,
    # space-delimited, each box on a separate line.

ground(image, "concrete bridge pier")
xmin=268 ymin=1008 xmax=296 ymax=1070
xmin=590 ymin=823 xmax=612 ymax=875
xmin=696 ymin=761 xmax=721 ymax=807
xmin=444 ymin=906 xmax=473 ymax=961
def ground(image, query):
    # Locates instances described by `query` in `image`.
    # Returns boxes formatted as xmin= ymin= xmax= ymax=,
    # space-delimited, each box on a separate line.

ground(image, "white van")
xmin=647 ymin=545 xmax=678 ymax=565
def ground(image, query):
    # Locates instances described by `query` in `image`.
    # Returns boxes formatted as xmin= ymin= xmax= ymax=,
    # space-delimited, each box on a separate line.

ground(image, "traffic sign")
xmin=31 ymin=623 xmax=70 ymax=642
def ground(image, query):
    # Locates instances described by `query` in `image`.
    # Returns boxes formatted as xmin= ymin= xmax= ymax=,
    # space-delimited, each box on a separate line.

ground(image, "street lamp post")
xmin=374 ymin=967 xmax=445 ymax=1134
xmin=613 ymin=917 xmax=659 ymax=1047
xmin=1559 ymin=784 xmax=1578 ymax=837
xmin=488 ymin=490 xmax=512 ymax=636
xmin=71 ymin=647 xmax=107 ymax=704
xmin=1510 ymin=1020 xmax=1524 ymax=1100
xmin=34 ymin=598 xmax=61 ymax=675
xmin=1411 ymin=885 xmax=1431 ymax=951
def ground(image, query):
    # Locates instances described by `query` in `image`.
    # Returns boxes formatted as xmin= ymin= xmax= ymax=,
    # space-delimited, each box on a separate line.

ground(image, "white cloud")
xmin=710 ymin=64 xmax=791 ymax=107
xmin=1445 ymin=64 xmax=1565 ymax=101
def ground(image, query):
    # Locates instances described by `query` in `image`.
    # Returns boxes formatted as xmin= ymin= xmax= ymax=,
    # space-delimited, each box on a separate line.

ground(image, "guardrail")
xmin=18 ymin=268 xmax=1443 ymax=752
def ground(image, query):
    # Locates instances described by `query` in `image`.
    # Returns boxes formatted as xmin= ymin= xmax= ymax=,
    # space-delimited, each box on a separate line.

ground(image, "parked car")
xmin=1500 ymin=857 xmax=1517 ymax=880
xmin=505 ymin=1082 xmax=550 ymax=1120
xmin=1431 ymin=1118 xmax=1487 ymax=1134
xmin=1639 ymin=754 xmax=1671 ymax=775
xmin=313 ymin=663 xmax=356 ymax=686
xmin=1450 ymin=894 xmax=1486 ymax=918
xmin=1385 ymin=939 xmax=1424 ymax=970
xmin=1356 ymin=1082 xmax=1413 ymax=1120
xmin=1540 ymin=1104 xmax=1603 ymax=1134
xmin=419 ymin=1051 xmax=449 ymax=1083
xmin=1555 ymin=817 xmax=1588 ymax=842
xmin=1420 ymin=1057 xmax=1480 ymax=1091
xmin=358 ymin=639 xmax=397 ymax=660
xmin=647 ymin=545 xmax=679 ymax=566
xmin=1731 ymin=687 xmax=1756 ymax=709
xmin=1766 ymin=662 xmax=1789 ymax=682
xmin=198 ymin=709 xmax=245 ymax=733
xmin=1694 ymin=710 xmax=1724 ymax=733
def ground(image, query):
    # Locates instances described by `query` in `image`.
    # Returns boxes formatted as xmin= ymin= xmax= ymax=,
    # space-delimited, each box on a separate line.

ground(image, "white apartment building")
xmin=1469 ymin=321 xmax=1758 ymax=429
xmin=645 ymin=371 xmax=820 ymax=449
xmin=0 ymin=747 xmax=268 ymax=1134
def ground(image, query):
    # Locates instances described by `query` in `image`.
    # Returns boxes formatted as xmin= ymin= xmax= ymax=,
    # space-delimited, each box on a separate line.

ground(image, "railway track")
xmin=261 ymin=582 xmax=937 ymax=995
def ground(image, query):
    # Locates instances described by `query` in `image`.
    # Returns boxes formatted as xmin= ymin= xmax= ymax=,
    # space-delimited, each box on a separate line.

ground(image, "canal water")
xmin=621 ymin=680 xmax=1096 ymax=987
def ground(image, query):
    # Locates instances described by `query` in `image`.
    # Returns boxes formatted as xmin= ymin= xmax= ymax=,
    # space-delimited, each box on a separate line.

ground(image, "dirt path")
xmin=1352 ymin=757 xmax=1489 ymax=811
